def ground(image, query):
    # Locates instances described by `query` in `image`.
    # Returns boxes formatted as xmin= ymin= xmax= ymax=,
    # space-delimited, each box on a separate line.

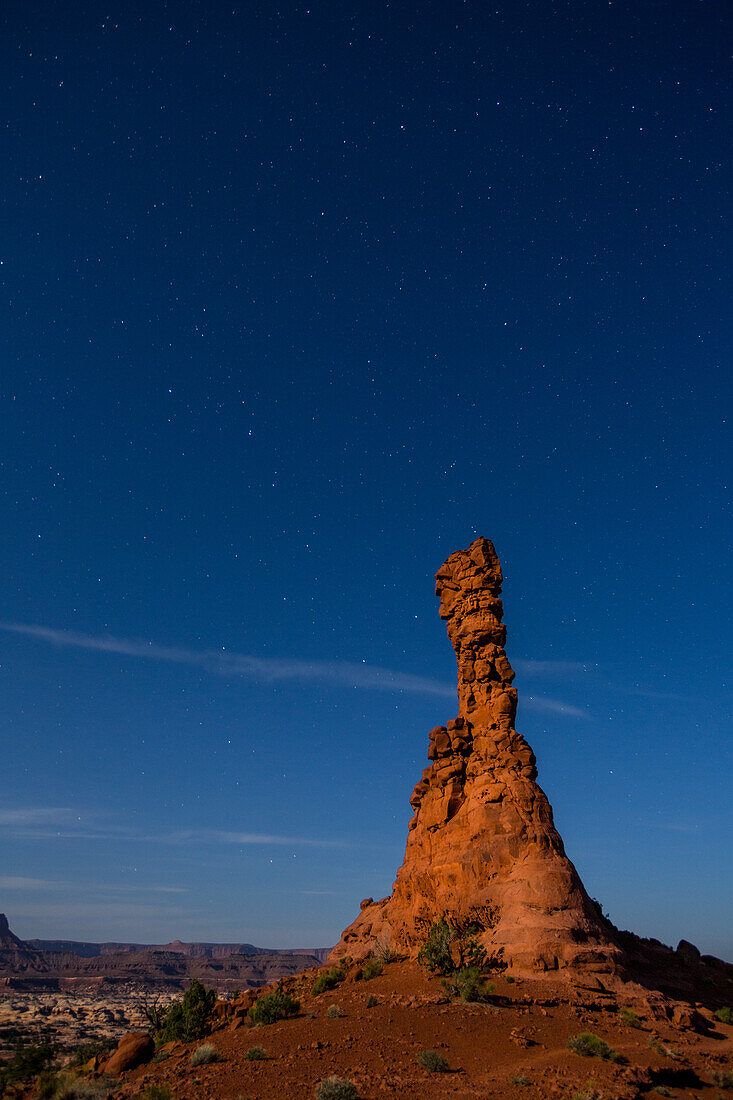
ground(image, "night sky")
xmin=1 ymin=1 xmax=731 ymax=958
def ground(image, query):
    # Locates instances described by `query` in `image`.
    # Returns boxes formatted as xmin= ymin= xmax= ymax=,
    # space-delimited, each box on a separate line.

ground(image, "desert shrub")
xmin=653 ymin=1088 xmax=672 ymax=1097
xmin=140 ymin=994 xmax=169 ymax=1033
xmin=372 ymin=939 xmax=398 ymax=964
xmin=442 ymin=965 xmax=494 ymax=1003
xmin=312 ymin=966 xmax=345 ymax=995
xmin=618 ymin=1007 xmax=642 ymax=1029
xmin=648 ymin=1035 xmax=679 ymax=1059
xmin=248 ymin=982 xmax=300 ymax=1025
xmin=315 ymin=1076 xmax=360 ymax=1099
xmin=157 ymin=978 xmax=217 ymax=1043
xmin=417 ymin=918 xmax=487 ymax=975
xmin=417 ymin=1049 xmax=449 ymax=1072
xmin=0 ymin=1039 xmax=56 ymax=1090
xmin=69 ymin=1040 xmax=114 ymax=1067
xmin=712 ymin=1070 xmax=733 ymax=1089
xmin=37 ymin=1075 xmax=118 ymax=1100
xmin=139 ymin=1088 xmax=171 ymax=1100
xmin=567 ymin=1032 xmax=621 ymax=1062
xmin=417 ymin=918 xmax=456 ymax=975
xmin=37 ymin=1074 xmax=61 ymax=1100
xmin=326 ymin=1004 xmax=343 ymax=1018
xmin=361 ymin=958 xmax=383 ymax=980
xmin=513 ymin=1075 xmax=530 ymax=1085
xmin=244 ymin=1045 xmax=267 ymax=1060
xmin=715 ymin=1007 xmax=733 ymax=1025
xmin=366 ymin=994 xmax=378 ymax=1008
xmin=190 ymin=1043 xmax=220 ymax=1066
xmin=505 ymin=975 xmax=516 ymax=984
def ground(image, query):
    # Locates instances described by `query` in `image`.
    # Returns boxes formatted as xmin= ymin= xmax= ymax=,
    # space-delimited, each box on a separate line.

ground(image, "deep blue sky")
xmin=1 ymin=0 xmax=731 ymax=958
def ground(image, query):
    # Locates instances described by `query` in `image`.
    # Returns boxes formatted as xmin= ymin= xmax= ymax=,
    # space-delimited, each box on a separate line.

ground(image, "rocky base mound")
xmin=31 ymin=955 xmax=733 ymax=1100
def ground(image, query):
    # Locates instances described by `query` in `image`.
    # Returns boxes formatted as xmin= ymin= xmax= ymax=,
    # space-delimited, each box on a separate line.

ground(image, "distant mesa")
xmin=0 ymin=915 xmax=330 ymax=991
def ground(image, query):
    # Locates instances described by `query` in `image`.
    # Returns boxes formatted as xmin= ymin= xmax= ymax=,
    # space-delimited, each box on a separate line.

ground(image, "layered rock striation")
xmin=331 ymin=538 xmax=620 ymax=974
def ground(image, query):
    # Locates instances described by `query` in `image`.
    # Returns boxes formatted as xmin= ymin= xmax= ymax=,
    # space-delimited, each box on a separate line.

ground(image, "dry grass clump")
xmin=244 ymin=1045 xmax=267 ymax=1061
xmin=315 ymin=1075 xmax=360 ymax=1099
xmin=567 ymin=1032 xmax=621 ymax=1062
xmin=417 ymin=1049 xmax=449 ymax=1072
xmin=190 ymin=1043 xmax=220 ymax=1066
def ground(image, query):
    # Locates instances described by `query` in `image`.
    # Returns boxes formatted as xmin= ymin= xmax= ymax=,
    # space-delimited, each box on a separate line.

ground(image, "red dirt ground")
xmin=111 ymin=959 xmax=733 ymax=1100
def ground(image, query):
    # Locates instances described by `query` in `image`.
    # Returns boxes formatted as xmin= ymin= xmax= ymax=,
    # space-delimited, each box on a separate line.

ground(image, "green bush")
xmin=244 ymin=1045 xmax=267 ymax=1060
xmin=417 ymin=918 xmax=486 ymax=975
xmin=442 ymin=965 xmax=494 ymax=1002
xmin=712 ymin=1071 xmax=733 ymax=1089
xmin=505 ymin=974 xmax=515 ymax=984
xmin=567 ymin=1032 xmax=621 ymax=1062
xmin=417 ymin=918 xmax=456 ymax=975
xmin=69 ymin=1040 xmax=114 ymax=1068
xmin=715 ymin=1006 xmax=733 ymax=1025
xmin=0 ymin=1039 xmax=56 ymax=1091
xmin=417 ymin=1049 xmax=449 ymax=1072
xmin=366 ymin=994 xmax=378 ymax=1008
xmin=326 ymin=1004 xmax=343 ymax=1018
xmin=156 ymin=978 xmax=217 ymax=1043
xmin=190 ymin=1043 xmax=220 ymax=1066
xmin=316 ymin=1076 xmax=360 ymax=1100
xmin=312 ymin=966 xmax=345 ymax=995
xmin=248 ymin=982 xmax=300 ymax=1025
xmin=361 ymin=958 xmax=383 ymax=980
xmin=618 ymin=1007 xmax=642 ymax=1029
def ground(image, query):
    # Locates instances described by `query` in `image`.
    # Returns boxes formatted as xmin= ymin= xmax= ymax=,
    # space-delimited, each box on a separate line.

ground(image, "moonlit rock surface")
xmin=330 ymin=538 xmax=621 ymax=974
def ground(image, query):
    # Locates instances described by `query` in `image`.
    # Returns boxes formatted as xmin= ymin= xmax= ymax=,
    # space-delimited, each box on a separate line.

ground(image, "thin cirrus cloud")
xmin=0 ymin=621 xmax=587 ymax=716
xmin=0 ymin=807 xmax=350 ymax=849
xmin=0 ymin=876 xmax=188 ymax=894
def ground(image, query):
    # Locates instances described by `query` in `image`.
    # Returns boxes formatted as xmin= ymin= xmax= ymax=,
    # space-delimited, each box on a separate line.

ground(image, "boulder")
xmin=103 ymin=1031 xmax=154 ymax=1074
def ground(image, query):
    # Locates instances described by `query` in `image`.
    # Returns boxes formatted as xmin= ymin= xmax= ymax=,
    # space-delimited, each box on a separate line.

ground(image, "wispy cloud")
xmin=513 ymin=659 xmax=589 ymax=676
xmin=0 ymin=806 xmax=348 ymax=849
xmin=0 ymin=807 xmax=80 ymax=827
xmin=0 ymin=876 xmax=61 ymax=890
xmin=0 ymin=621 xmax=456 ymax=698
xmin=170 ymin=829 xmax=348 ymax=849
xmin=523 ymin=696 xmax=588 ymax=718
xmin=0 ymin=876 xmax=187 ymax=893
xmin=0 ymin=621 xmax=590 ymax=718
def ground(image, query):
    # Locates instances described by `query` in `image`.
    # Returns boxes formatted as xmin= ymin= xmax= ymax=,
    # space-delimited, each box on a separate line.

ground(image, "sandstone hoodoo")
xmin=331 ymin=537 xmax=620 ymax=974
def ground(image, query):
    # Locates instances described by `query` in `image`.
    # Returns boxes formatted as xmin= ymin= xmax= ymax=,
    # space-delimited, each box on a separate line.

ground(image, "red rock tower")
xmin=330 ymin=537 xmax=620 ymax=974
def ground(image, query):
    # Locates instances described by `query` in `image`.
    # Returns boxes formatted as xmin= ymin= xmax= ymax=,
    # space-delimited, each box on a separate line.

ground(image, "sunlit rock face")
xmin=330 ymin=538 xmax=621 ymax=975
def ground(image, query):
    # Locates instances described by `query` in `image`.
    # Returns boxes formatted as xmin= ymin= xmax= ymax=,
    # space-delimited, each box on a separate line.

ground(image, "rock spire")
xmin=330 ymin=538 xmax=620 ymax=974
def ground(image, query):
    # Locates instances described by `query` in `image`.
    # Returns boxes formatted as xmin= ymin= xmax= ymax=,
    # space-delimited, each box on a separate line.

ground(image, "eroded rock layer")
xmin=330 ymin=538 xmax=621 ymax=974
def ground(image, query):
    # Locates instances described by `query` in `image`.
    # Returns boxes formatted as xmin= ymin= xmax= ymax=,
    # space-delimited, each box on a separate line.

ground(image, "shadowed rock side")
xmin=330 ymin=537 xmax=621 ymax=975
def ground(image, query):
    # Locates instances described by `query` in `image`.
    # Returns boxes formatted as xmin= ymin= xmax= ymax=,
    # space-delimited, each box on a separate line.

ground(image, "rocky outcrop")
xmin=330 ymin=538 xmax=621 ymax=975
xmin=0 ymin=914 xmax=43 ymax=973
